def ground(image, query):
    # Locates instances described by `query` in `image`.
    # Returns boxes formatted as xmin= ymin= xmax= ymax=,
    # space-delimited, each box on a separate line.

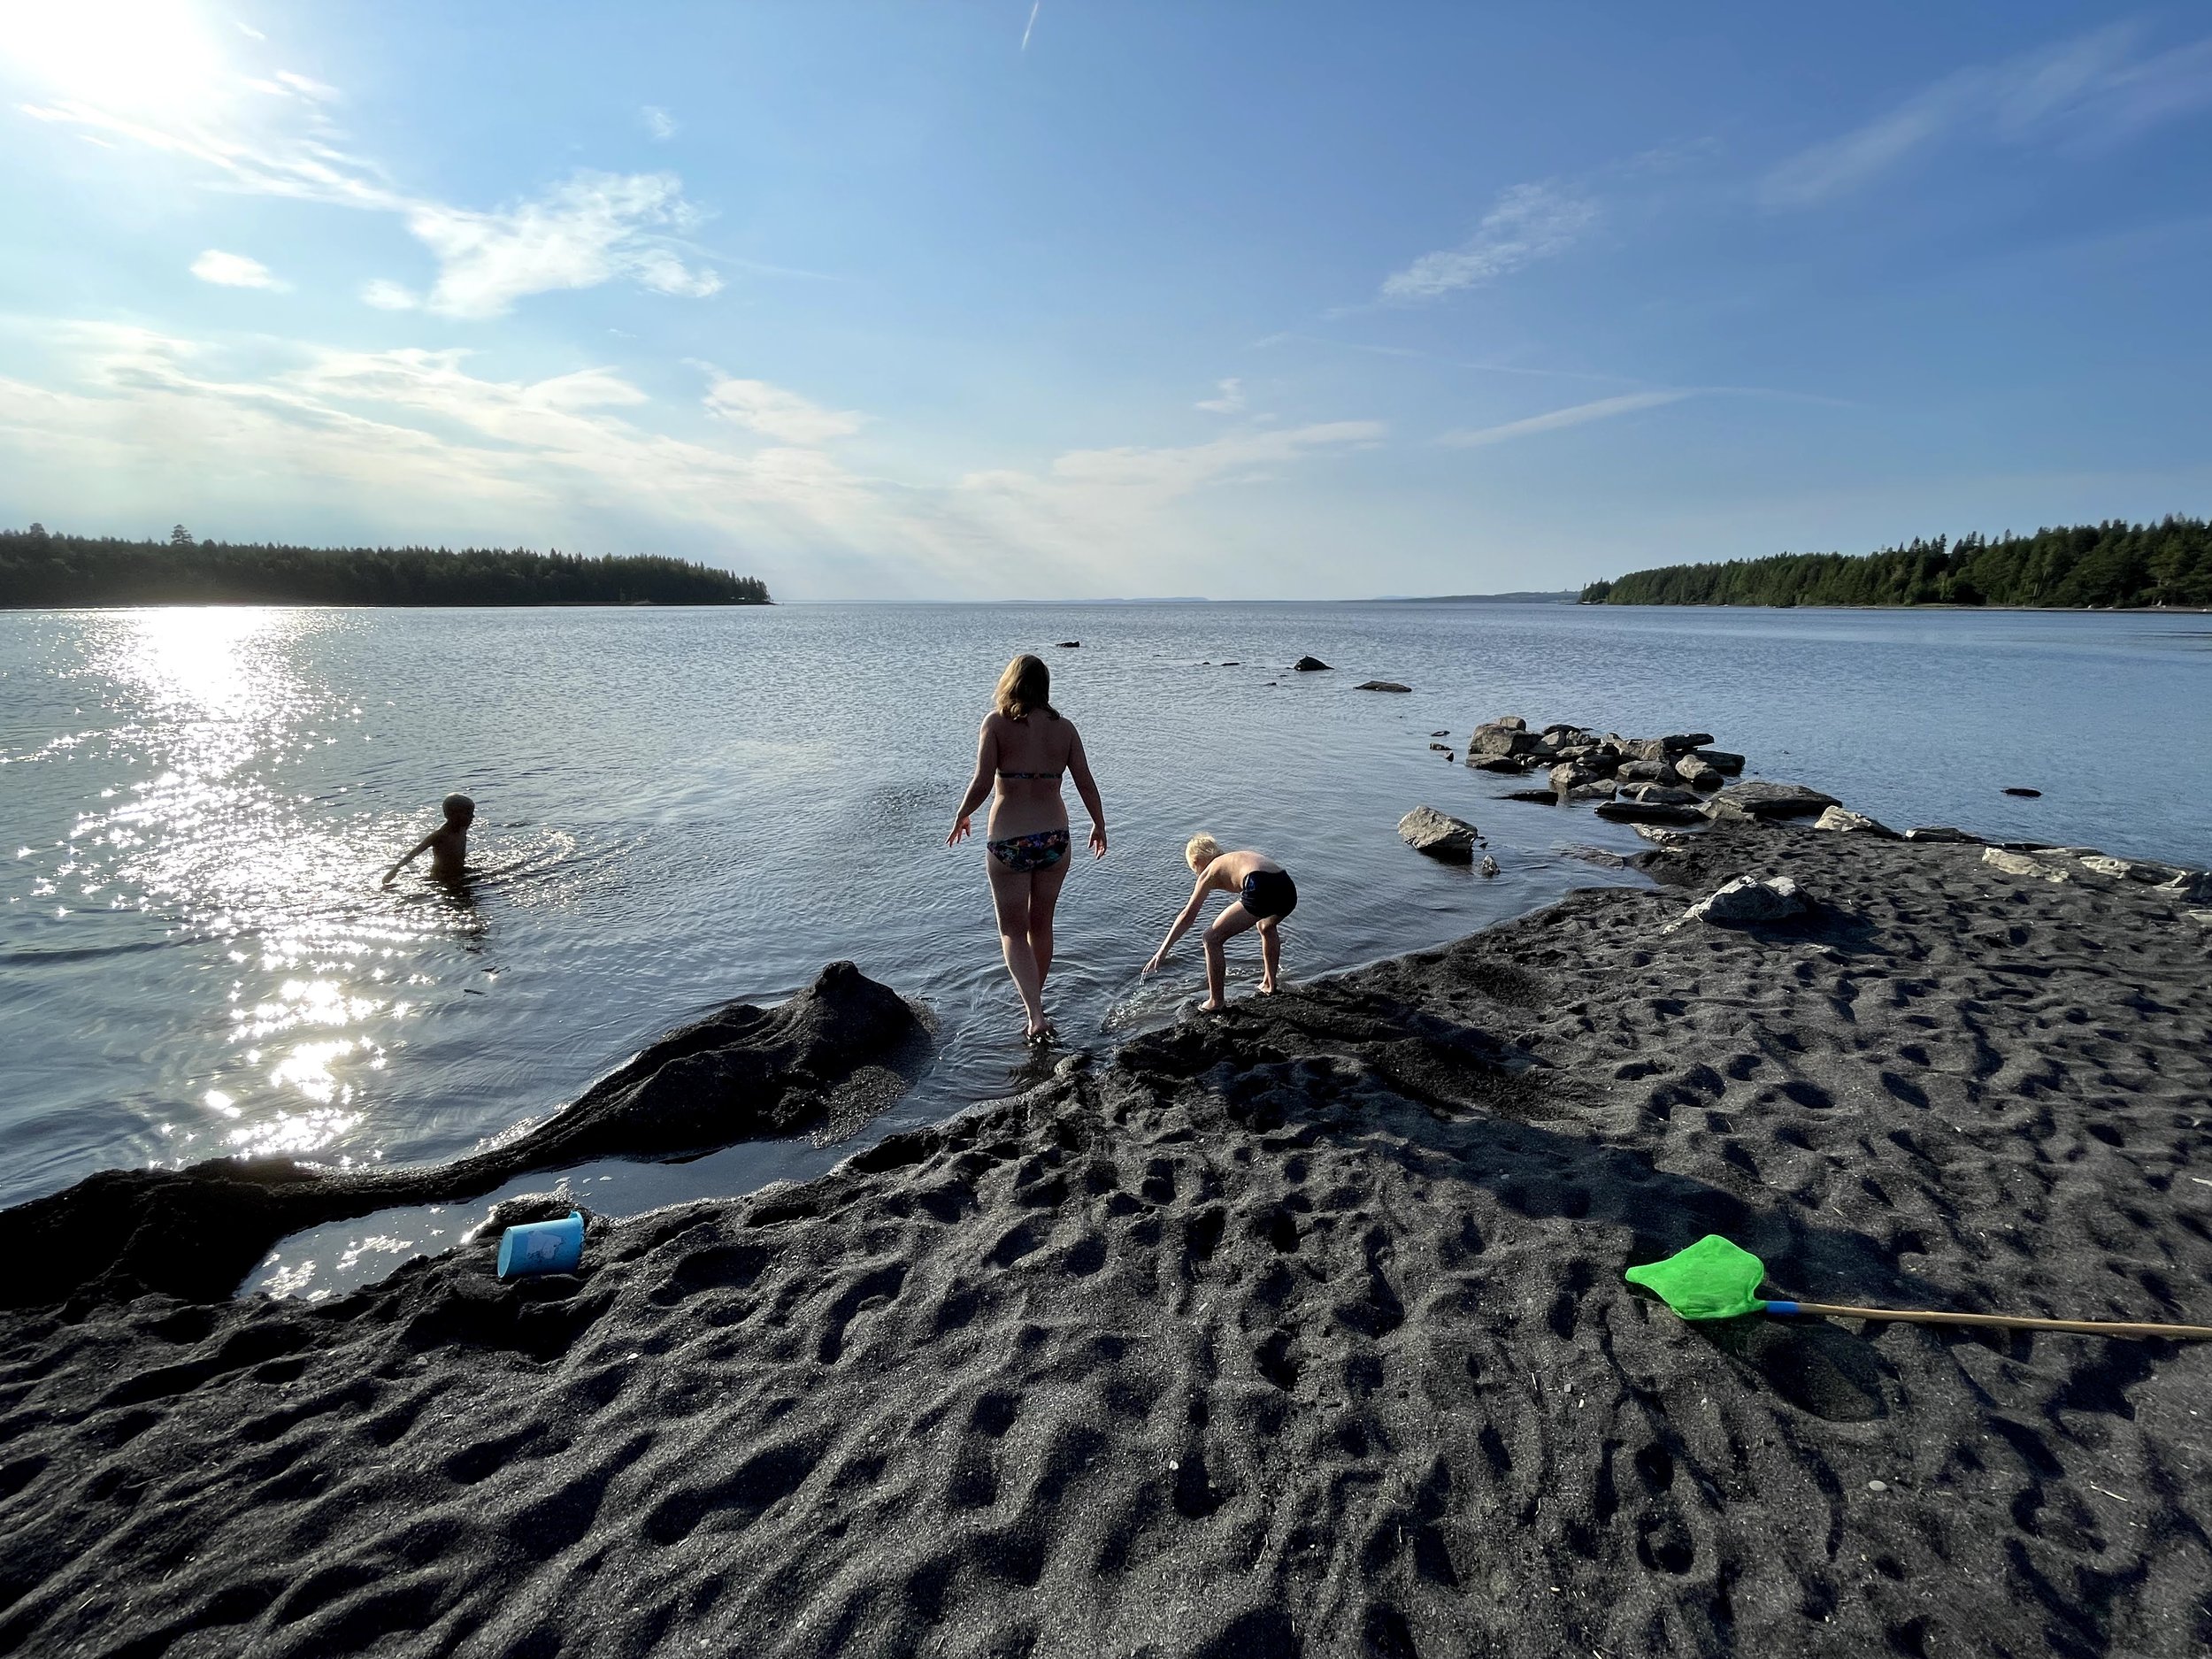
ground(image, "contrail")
xmin=1021 ymin=1 xmax=1040 ymax=52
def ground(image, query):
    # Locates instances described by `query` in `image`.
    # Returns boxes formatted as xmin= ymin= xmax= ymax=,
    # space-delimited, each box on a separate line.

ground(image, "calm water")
xmin=2 ymin=603 xmax=2206 ymax=1293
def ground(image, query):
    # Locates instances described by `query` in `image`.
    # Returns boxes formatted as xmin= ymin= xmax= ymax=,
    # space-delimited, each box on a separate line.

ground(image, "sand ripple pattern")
xmin=0 ymin=825 xmax=2208 ymax=1655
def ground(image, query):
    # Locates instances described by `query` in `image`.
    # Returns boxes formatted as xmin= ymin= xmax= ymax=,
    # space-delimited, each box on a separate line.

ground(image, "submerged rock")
xmin=0 ymin=964 xmax=922 ymax=1308
xmin=1905 ymin=826 xmax=1982 ymax=844
xmin=1356 ymin=680 xmax=1413 ymax=693
xmin=1398 ymin=806 xmax=1479 ymax=861
xmin=2003 ymin=787 xmax=2043 ymax=798
xmin=1502 ymin=789 xmax=1561 ymax=805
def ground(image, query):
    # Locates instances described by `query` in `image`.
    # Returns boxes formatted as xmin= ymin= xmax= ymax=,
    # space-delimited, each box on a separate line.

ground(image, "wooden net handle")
xmin=1777 ymin=1300 xmax=2212 ymax=1340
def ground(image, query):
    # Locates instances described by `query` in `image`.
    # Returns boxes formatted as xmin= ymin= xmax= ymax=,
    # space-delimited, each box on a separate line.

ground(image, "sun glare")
xmin=0 ymin=0 xmax=232 ymax=119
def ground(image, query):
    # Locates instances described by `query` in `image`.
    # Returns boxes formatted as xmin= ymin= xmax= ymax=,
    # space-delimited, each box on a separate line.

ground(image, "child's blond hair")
xmin=1185 ymin=833 xmax=1222 ymax=871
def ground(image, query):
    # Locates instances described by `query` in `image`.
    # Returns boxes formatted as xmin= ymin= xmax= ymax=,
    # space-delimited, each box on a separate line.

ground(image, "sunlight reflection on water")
xmin=4 ymin=601 xmax=2208 ymax=1235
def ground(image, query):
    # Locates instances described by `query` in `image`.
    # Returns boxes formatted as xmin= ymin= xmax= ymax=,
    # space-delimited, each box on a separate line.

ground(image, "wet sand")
xmin=2 ymin=820 xmax=2208 ymax=1657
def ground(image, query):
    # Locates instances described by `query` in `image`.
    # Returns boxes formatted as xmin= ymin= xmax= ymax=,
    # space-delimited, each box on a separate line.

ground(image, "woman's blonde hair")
xmin=1185 ymin=833 xmax=1222 ymax=871
xmin=995 ymin=653 xmax=1056 ymax=721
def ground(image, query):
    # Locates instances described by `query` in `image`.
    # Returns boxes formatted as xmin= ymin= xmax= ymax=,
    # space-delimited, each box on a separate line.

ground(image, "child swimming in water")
xmin=383 ymin=793 xmax=474 ymax=886
xmin=1142 ymin=834 xmax=1298 ymax=1010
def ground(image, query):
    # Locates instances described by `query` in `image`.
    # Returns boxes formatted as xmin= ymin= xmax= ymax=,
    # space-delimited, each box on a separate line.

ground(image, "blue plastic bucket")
xmin=496 ymin=1211 xmax=585 ymax=1279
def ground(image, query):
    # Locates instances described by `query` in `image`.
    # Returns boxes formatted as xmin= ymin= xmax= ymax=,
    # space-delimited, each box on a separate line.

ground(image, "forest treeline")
xmin=1580 ymin=517 xmax=2212 ymax=610
xmin=0 ymin=526 xmax=771 ymax=607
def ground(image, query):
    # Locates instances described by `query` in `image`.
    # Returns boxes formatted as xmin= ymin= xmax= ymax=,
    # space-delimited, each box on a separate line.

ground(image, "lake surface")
xmin=2 ymin=603 xmax=2206 ymax=1294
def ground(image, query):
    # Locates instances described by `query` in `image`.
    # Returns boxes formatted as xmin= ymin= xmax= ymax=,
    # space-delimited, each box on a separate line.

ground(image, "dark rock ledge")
xmin=0 ymin=963 xmax=922 ymax=1309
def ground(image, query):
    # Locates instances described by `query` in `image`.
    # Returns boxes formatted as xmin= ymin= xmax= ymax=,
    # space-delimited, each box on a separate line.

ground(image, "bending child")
xmin=383 ymin=793 xmax=474 ymax=886
xmin=1143 ymin=834 xmax=1298 ymax=1010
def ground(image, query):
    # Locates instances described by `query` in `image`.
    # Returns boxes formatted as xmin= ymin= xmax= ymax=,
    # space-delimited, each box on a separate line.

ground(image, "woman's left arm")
xmin=1068 ymin=726 xmax=1109 ymax=858
xmin=948 ymin=719 xmax=997 ymax=845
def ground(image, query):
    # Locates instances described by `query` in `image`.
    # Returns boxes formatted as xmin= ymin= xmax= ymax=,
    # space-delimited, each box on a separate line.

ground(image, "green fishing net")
xmin=1624 ymin=1234 xmax=1770 ymax=1320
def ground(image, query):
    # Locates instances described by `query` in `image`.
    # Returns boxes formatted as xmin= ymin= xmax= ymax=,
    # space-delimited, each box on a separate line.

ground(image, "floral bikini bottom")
xmin=987 ymin=827 xmax=1069 ymax=872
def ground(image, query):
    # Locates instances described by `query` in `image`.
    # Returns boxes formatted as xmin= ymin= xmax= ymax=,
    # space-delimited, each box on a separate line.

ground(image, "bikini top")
xmin=997 ymin=769 xmax=1063 ymax=781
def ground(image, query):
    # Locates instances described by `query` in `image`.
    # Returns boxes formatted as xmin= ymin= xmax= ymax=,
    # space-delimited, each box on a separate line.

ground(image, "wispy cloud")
xmin=0 ymin=322 xmax=1382 ymax=597
xmin=397 ymin=173 xmax=720 ymax=319
xmin=360 ymin=279 xmax=416 ymax=311
xmin=703 ymin=376 xmax=864 ymax=444
xmin=1379 ymin=180 xmax=1598 ymax=302
xmin=21 ymin=53 xmax=721 ymax=319
xmin=640 ymin=105 xmax=677 ymax=142
xmin=1194 ymin=377 xmax=1246 ymax=413
xmin=1762 ymin=25 xmax=2212 ymax=207
xmin=1437 ymin=390 xmax=1687 ymax=449
xmin=190 ymin=249 xmax=286 ymax=290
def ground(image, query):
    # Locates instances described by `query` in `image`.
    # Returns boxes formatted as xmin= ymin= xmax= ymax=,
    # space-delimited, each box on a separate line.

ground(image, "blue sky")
xmin=2 ymin=2 xmax=2208 ymax=600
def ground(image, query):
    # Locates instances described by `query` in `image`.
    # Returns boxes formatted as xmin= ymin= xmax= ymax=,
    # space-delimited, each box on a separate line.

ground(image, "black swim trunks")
xmin=1240 ymin=868 xmax=1297 ymax=920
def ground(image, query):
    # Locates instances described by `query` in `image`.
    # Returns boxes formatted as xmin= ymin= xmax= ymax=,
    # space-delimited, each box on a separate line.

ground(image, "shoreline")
xmin=3 ymin=820 xmax=2208 ymax=1655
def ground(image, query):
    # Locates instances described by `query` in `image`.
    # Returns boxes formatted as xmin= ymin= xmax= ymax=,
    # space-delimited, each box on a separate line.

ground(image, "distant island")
xmin=1580 ymin=516 xmax=2210 ymax=610
xmin=1382 ymin=589 xmax=1578 ymax=604
xmin=0 ymin=526 xmax=771 ymax=607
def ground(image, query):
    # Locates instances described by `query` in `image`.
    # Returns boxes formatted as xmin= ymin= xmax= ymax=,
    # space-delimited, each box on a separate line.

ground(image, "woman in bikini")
xmin=947 ymin=653 xmax=1109 ymax=1044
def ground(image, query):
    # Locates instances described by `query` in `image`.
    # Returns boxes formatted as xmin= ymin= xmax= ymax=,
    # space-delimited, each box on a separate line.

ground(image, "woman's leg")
xmin=1201 ymin=902 xmax=1259 ymax=1010
xmin=1258 ymin=917 xmax=1282 ymax=992
xmin=1028 ymin=855 xmax=1071 ymax=994
xmin=987 ymin=856 xmax=1047 ymax=1035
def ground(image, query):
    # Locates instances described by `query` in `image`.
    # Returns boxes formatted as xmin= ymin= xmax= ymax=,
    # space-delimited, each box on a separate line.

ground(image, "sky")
xmin=1 ymin=2 xmax=2209 ymax=601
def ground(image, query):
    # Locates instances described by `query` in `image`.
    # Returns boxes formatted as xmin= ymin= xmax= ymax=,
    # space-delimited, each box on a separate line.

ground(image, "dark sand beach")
xmin=4 ymin=820 xmax=2209 ymax=1657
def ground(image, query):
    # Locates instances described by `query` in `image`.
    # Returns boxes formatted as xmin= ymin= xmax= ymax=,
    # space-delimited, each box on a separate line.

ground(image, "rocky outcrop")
xmin=1706 ymin=780 xmax=1841 ymax=819
xmin=1904 ymin=826 xmax=1981 ymax=844
xmin=0 ymin=964 xmax=923 ymax=1309
xmin=1398 ymin=806 xmax=1479 ymax=861
xmin=1293 ymin=656 xmax=1332 ymax=672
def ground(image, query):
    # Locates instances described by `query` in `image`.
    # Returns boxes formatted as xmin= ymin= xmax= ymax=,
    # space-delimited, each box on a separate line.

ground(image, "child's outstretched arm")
xmin=382 ymin=832 xmax=437 ymax=887
xmin=1144 ymin=864 xmax=1218 ymax=972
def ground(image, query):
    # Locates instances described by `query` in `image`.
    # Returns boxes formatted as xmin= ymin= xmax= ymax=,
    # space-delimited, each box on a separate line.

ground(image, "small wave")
xmin=0 ymin=934 xmax=202 ymax=966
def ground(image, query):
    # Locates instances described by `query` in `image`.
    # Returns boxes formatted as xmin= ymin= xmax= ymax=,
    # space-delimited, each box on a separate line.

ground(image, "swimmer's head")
xmin=1185 ymin=833 xmax=1221 ymax=872
xmin=442 ymin=793 xmax=475 ymax=826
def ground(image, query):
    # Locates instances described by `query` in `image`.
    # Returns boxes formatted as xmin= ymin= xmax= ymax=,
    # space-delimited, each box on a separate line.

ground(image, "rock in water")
xmin=1398 ymin=806 xmax=1479 ymax=861
xmin=1686 ymin=874 xmax=1810 ymax=926
xmin=1691 ymin=749 xmax=1746 ymax=776
xmin=1904 ymin=826 xmax=1981 ymax=843
xmin=1617 ymin=758 xmax=1680 ymax=784
xmin=1054 ymin=640 xmax=1079 ymax=648
xmin=2003 ymin=787 xmax=2043 ymax=798
xmin=1479 ymin=854 xmax=1499 ymax=878
xmin=1814 ymin=806 xmax=1901 ymax=839
xmin=1488 ymin=715 xmax=1527 ymax=730
xmin=1595 ymin=799 xmax=1702 ymax=825
xmin=1708 ymin=780 xmax=1841 ymax=818
xmin=1356 ymin=680 xmax=1412 ymax=693
xmin=1673 ymin=754 xmax=1722 ymax=789
xmin=1292 ymin=655 xmax=1332 ymax=672
xmin=1468 ymin=723 xmax=1541 ymax=761
xmin=1617 ymin=782 xmax=1701 ymax=806
xmin=1502 ymin=789 xmax=1560 ymax=805
xmin=1659 ymin=733 xmax=1717 ymax=753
